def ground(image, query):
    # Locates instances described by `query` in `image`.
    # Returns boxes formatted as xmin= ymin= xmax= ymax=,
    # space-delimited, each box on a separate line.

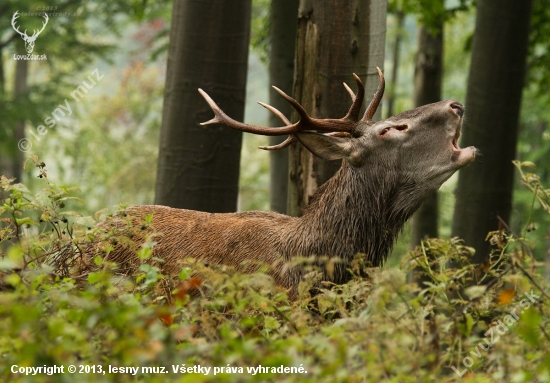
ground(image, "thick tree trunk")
xmin=0 ymin=45 xmax=4 ymax=95
xmin=451 ymin=0 xmax=533 ymax=263
xmin=288 ymin=0 xmax=387 ymax=216
xmin=154 ymin=0 xmax=251 ymax=212
xmin=385 ymin=10 xmax=404 ymax=118
xmin=0 ymin=42 xmax=27 ymax=181
xmin=268 ymin=0 xmax=299 ymax=214
xmin=410 ymin=21 xmax=443 ymax=248
xmin=12 ymin=56 xmax=27 ymax=182
xmin=0 ymin=44 xmax=6 ymax=177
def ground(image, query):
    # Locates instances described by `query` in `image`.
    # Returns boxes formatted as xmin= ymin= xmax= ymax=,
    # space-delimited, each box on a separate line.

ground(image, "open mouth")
xmin=450 ymin=102 xmax=464 ymax=154
xmin=450 ymin=122 xmax=476 ymax=166
xmin=448 ymin=103 xmax=476 ymax=165
xmin=452 ymin=125 xmax=462 ymax=153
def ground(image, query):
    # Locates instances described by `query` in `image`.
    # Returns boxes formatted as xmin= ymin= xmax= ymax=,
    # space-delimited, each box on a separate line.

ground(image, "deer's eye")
xmin=379 ymin=125 xmax=409 ymax=137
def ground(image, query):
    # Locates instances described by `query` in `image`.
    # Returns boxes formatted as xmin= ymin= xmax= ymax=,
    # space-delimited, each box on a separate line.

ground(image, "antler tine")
xmin=343 ymin=82 xmax=355 ymax=100
xmin=362 ymin=67 xmax=385 ymax=122
xmin=258 ymin=136 xmax=297 ymax=151
xmin=342 ymin=73 xmax=365 ymax=122
xmin=271 ymin=86 xmax=312 ymax=123
xmin=257 ymin=101 xmax=291 ymax=125
xmin=272 ymin=86 xmax=357 ymax=133
xmin=199 ymin=75 xmax=363 ymax=150
xmin=199 ymin=88 xmax=299 ymax=136
xmin=256 ymin=101 xmax=296 ymax=150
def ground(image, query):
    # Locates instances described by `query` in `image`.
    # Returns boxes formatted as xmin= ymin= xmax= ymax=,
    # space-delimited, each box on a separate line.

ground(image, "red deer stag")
xmin=84 ymin=69 xmax=476 ymax=293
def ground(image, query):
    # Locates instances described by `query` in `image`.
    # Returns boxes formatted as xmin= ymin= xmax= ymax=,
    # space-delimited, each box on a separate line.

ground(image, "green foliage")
xmin=0 ymin=0 xmax=172 ymax=180
xmin=388 ymin=0 xmax=474 ymax=33
xmin=514 ymin=100 xmax=550 ymax=261
xmin=42 ymin=61 xmax=164 ymax=213
xmin=527 ymin=0 xmax=550 ymax=94
xmin=250 ymin=0 xmax=270 ymax=65
xmin=1 ymin=162 xmax=550 ymax=382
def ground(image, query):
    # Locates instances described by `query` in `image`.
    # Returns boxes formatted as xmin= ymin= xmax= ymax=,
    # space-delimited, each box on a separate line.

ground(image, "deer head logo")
xmin=11 ymin=11 xmax=49 ymax=54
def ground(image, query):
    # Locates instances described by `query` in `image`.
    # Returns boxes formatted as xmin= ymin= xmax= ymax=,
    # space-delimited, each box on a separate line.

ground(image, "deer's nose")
xmin=450 ymin=102 xmax=464 ymax=118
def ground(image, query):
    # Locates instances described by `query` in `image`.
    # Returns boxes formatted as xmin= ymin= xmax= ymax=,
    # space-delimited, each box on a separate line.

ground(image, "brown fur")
xmin=83 ymin=88 xmax=476 ymax=295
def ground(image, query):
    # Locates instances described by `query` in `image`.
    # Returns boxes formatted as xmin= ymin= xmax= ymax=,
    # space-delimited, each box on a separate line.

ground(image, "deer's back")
xmin=90 ymin=205 xmax=297 ymax=287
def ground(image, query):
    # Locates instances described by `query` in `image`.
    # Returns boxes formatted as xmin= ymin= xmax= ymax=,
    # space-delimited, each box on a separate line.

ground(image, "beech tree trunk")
xmin=288 ymin=0 xmax=387 ymax=216
xmin=0 ymin=43 xmax=6 ymax=177
xmin=385 ymin=10 xmax=404 ymax=118
xmin=451 ymin=0 xmax=533 ymax=263
xmin=268 ymin=0 xmax=299 ymax=214
xmin=410 ymin=20 xmax=444 ymax=248
xmin=0 ymin=41 xmax=27 ymax=181
xmin=155 ymin=0 xmax=251 ymax=212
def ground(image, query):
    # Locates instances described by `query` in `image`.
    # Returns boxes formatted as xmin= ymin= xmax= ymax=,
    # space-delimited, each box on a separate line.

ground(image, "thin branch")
xmin=516 ymin=263 xmax=550 ymax=301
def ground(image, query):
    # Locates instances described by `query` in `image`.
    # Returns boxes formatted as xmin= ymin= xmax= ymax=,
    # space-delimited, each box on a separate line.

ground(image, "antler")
xmin=363 ymin=67 xmax=385 ymax=122
xmin=342 ymin=67 xmax=385 ymax=123
xmin=199 ymin=69 xmax=384 ymax=150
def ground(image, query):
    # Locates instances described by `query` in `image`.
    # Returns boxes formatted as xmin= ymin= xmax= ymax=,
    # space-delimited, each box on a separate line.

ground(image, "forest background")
xmin=0 ymin=0 xmax=550 ymax=381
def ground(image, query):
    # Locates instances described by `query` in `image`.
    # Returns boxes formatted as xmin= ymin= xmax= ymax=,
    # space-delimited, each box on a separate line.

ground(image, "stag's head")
xmin=11 ymin=11 xmax=49 ymax=54
xmin=199 ymin=69 xmax=476 ymax=195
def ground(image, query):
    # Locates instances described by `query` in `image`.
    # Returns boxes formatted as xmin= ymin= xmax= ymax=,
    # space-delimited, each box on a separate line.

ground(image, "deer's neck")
xmin=288 ymin=162 xmax=425 ymax=267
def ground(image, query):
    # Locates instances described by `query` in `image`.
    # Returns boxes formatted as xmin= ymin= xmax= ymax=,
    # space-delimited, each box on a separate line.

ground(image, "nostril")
xmin=450 ymin=102 xmax=464 ymax=118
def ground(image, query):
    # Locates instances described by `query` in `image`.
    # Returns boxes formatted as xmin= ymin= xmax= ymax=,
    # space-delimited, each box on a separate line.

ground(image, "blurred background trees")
xmin=1 ymin=0 xmax=549 ymax=267
xmin=154 ymin=0 xmax=251 ymax=212
xmin=451 ymin=0 xmax=533 ymax=263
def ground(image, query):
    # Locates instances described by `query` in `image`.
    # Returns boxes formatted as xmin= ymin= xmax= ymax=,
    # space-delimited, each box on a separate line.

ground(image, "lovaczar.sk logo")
xmin=11 ymin=11 xmax=48 ymax=60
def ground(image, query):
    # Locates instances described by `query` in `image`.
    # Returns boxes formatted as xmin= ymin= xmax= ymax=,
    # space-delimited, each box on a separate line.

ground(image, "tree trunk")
xmin=154 ymin=0 xmax=251 ymax=212
xmin=0 ymin=45 xmax=4 ymax=95
xmin=410 ymin=20 xmax=444 ymax=249
xmin=288 ymin=0 xmax=387 ymax=216
xmin=451 ymin=0 xmax=533 ymax=263
xmin=0 ymin=44 xmax=6 ymax=177
xmin=385 ymin=10 xmax=404 ymax=118
xmin=0 ymin=41 xmax=27 ymax=181
xmin=268 ymin=0 xmax=299 ymax=214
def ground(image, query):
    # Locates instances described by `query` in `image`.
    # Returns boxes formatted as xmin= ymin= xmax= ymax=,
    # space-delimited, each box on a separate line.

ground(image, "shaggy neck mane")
xmin=286 ymin=161 xmax=424 ymax=270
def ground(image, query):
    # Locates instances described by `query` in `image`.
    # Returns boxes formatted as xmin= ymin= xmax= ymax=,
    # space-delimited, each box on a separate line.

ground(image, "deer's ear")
xmin=295 ymin=132 xmax=362 ymax=166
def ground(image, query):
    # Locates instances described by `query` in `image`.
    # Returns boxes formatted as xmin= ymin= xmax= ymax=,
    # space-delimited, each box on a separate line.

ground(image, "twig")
xmin=516 ymin=263 xmax=550 ymax=301
xmin=539 ymin=324 xmax=550 ymax=343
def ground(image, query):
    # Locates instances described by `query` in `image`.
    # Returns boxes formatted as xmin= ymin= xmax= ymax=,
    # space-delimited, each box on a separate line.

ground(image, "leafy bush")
xmin=0 ymin=160 xmax=549 ymax=382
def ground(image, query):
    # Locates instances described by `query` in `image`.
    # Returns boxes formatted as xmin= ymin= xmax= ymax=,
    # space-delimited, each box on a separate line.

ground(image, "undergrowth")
xmin=0 ymin=158 xmax=549 ymax=382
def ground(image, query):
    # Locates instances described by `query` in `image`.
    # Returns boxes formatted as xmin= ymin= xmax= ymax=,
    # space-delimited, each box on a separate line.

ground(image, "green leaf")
xmin=520 ymin=161 xmax=536 ymax=168
xmin=179 ymin=267 xmax=192 ymax=280
xmin=4 ymin=273 xmax=21 ymax=287
xmin=264 ymin=316 xmax=280 ymax=330
xmin=87 ymin=272 xmax=107 ymax=284
xmin=517 ymin=308 xmax=542 ymax=347
xmin=15 ymin=217 xmax=35 ymax=226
